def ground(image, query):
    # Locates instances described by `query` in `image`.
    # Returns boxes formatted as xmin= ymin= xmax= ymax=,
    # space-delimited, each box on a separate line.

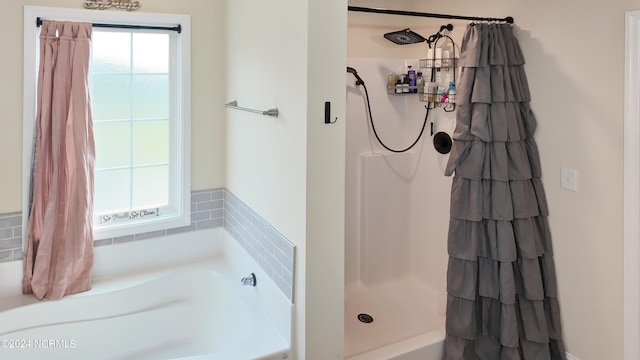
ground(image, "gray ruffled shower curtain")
xmin=443 ymin=24 xmax=567 ymax=359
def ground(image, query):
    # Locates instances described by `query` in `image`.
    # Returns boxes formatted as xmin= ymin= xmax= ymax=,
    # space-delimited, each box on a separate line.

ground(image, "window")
xmin=90 ymin=29 xmax=182 ymax=238
xmin=23 ymin=7 xmax=191 ymax=240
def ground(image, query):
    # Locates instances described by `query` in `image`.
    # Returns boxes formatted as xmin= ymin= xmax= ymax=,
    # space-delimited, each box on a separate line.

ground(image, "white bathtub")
xmin=0 ymin=228 xmax=292 ymax=360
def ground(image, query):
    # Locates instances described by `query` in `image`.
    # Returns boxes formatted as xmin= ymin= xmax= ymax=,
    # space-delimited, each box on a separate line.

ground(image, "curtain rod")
xmin=36 ymin=17 xmax=182 ymax=33
xmin=348 ymin=6 xmax=514 ymax=24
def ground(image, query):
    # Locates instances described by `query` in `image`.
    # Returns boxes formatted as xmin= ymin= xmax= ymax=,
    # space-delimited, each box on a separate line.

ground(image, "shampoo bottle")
xmin=407 ymin=65 xmax=417 ymax=93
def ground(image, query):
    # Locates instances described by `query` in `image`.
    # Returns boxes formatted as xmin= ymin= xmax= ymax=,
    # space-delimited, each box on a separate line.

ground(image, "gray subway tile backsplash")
xmin=134 ymin=229 xmax=168 ymax=241
xmin=0 ymin=214 xmax=23 ymax=260
xmin=0 ymin=228 xmax=14 ymax=240
xmin=0 ymin=214 xmax=21 ymax=228
xmin=0 ymin=250 xmax=12 ymax=262
xmin=166 ymin=223 xmax=197 ymax=235
xmin=223 ymin=190 xmax=296 ymax=301
xmin=0 ymin=188 xmax=296 ymax=302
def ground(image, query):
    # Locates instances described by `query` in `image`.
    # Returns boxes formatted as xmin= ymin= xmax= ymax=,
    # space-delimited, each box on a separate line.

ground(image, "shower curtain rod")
xmin=36 ymin=17 xmax=182 ymax=33
xmin=348 ymin=6 xmax=514 ymax=24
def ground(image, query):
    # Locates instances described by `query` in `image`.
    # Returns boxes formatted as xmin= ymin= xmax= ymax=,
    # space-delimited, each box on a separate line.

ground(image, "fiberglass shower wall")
xmin=346 ymin=11 xmax=468 ymax=305
xmin=345 ymin=57 xmax=453 ymax=294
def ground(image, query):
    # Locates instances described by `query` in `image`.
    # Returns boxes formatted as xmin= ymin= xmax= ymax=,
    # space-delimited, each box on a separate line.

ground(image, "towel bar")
xmin=224 ymin=101 xmax=279 ymax=118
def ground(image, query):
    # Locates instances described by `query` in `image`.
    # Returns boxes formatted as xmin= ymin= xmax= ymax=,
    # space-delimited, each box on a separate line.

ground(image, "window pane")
xmin=133 ymin=33 xmax=169 ymax=73
xmin=132 ymin=120 xmax=169 ymax=166
xmin=132 ymin=75 xmax=169 ymax=119
xmin=82 ymin=21 xmax=188 ymax=239
xmin=91 ymin=74 xmax=131 ymax=121
xmin=92 ymin=31 xmax=131 ymax=73
xmin=132 ymin=166 xmax=169 ymax=209
xmin=94 ymin=122 xmax=131 ymax=169
xmin=94 ymin=169 xmax=131 ymax=213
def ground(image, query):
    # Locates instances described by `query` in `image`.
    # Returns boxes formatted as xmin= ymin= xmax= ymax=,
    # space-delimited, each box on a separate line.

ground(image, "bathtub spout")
xmin=241 ymin=273 xmax=256 ymax=287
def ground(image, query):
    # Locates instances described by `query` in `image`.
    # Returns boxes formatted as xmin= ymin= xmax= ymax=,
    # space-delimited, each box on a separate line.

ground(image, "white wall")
xmin=225 ymin=1 xmax=307 ymax=357
xmin=225 ymin=1 xmax=307 ymax=241
xmin=349 ymin=0 xmax=630 ymax=359
xmin=225 ymin=1 xmax=346 ymax=359
xmin=305 ymin=1 xmax=347 ymax=358
xmin=225 ymin=0 xmax=309 ymax=356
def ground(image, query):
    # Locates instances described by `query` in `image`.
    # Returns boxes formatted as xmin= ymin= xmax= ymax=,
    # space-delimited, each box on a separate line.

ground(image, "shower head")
xmin=384 ymin=28 xmax=426 ymax=45
xmin=347 ymin=66 xmax=365 ymax=86
xmin=384 ymin=25 xmax=454 ymax=48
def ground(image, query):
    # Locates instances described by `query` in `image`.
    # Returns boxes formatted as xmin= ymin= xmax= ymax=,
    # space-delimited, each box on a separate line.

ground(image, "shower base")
xmin=345 ymin=276 xmax=446 ymax=360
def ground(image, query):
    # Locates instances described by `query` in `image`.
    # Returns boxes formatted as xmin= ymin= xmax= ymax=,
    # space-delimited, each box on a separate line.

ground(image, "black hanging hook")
xmin=440 ymin=24 xmax=454 ymax=32
xmin=426 ymin=24 xmax=453 ymax=48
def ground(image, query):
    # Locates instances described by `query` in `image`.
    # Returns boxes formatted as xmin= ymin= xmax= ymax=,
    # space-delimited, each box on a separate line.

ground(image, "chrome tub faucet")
xmin=241 ymin=273 xmax=256 ymax=287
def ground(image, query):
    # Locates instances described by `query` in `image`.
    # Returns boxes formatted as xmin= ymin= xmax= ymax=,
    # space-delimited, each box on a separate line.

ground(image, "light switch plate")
xmin=560 ymin=167 xmax=577 ymax=192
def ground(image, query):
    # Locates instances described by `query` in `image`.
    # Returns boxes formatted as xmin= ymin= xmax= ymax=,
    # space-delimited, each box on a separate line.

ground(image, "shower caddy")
xmin=385 ymin=56 xmax=458 ymax=106
xmin=347 ymin=6 xmax=512 ymax=154
xmin=385 ymin=35 xmax=458 ymax=111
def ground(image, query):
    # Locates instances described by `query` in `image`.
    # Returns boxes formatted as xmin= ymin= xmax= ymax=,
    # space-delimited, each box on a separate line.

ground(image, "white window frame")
xmin=22 ymin=6 xmax=191 ymax=240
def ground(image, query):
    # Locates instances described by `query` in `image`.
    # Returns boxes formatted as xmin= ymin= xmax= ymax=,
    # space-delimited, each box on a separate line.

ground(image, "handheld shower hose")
xmin=347 ymin=66 xmax=430 ymax=153
xmin=347 ymin=66 xmax=365 ymax=86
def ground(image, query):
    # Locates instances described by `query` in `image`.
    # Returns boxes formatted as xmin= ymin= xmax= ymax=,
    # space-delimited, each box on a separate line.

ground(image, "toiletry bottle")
xmin=426 ymin=49 xmax=434 ymax=69
xmin=435 ymin=48 xmax=442 ymax=68
xmin=440 ymin=74 xmax=451 ymax=102
xmin=424 ymin=82 xmax=432 ymax=102
xmin=396 ymin=74 xmax=404 ymax=94
xmin=416 ymin=71 xmax=424 ymax=93
xmin=448 ymin=81 xmax=456 ymax=103
xmin=435 ymin=70 xmax=445 ymax=101
xmin=407 ymin=65 xmax=417 ymax=93
xmin=441 ymin=40 xmax=452 ymax=70
xmin=388 ymin=75 xmax=397 ymax=93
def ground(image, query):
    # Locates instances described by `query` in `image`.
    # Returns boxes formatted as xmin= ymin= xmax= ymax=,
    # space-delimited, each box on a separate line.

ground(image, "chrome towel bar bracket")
xmin=225 ymin=101 xmax=279 ymax=118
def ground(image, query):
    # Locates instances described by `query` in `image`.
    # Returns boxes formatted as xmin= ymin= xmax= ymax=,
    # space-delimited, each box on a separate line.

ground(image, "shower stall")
xmin=344 ymin=6 xmax=512 ymax=359
xmin=345 ymin=21 xmax=457 ymax=359
xmin=344 ymin=59 xmax=453 ymax=359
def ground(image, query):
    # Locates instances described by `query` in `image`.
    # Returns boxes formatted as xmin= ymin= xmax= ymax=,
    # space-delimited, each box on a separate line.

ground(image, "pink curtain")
xmin=23 ymin=20 xmax=95 ymax=300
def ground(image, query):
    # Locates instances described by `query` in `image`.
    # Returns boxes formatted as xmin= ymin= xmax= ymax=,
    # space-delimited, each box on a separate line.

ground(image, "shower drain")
xmin=357 ymin=313 xmax=374 ymax=324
